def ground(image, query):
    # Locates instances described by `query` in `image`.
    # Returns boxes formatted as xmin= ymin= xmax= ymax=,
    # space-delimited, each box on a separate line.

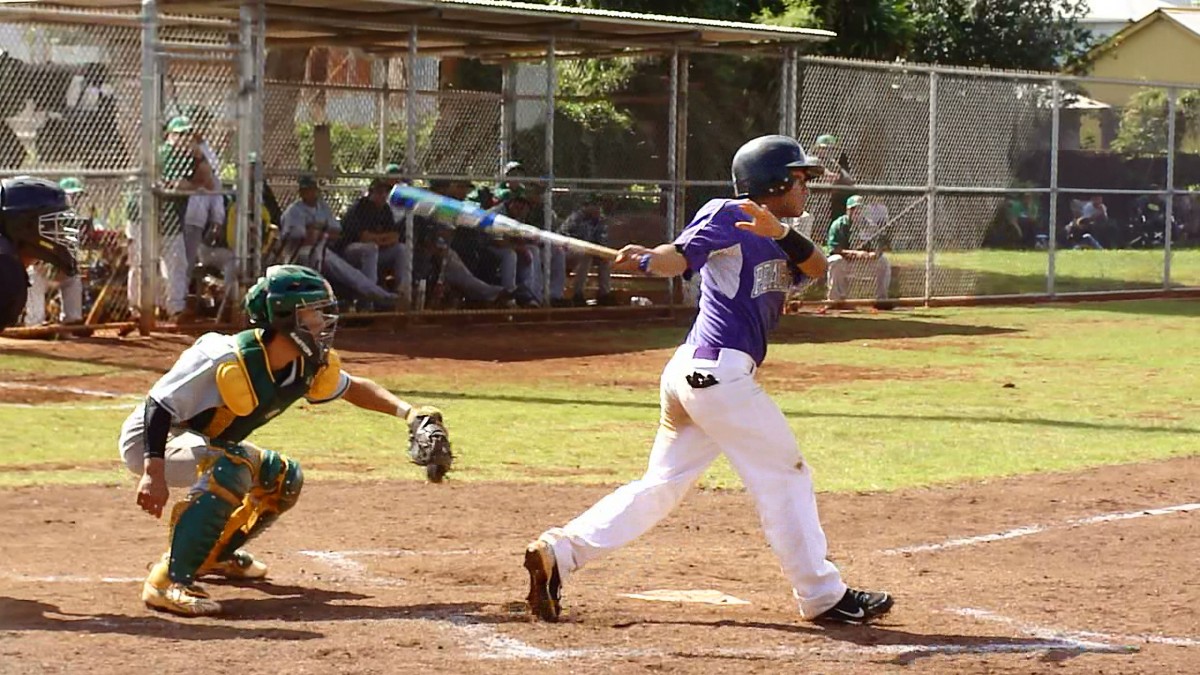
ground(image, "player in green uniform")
xmin=117 ymin=264 xmax=451 ymax=615
xmin=824 ymin=195 xmax=892 ymax=310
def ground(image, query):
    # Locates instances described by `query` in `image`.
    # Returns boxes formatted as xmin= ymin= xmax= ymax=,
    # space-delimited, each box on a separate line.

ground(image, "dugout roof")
xmin=10 ymin=0 xmax=833 ymax=57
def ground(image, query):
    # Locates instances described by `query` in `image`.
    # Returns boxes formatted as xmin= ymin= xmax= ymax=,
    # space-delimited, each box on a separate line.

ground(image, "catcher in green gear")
xmin=117 ymin=264 xmax=453 ymax=616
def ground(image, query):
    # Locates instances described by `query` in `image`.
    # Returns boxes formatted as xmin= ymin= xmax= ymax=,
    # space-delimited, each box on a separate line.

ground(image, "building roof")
xmin=1086 ymin=6 xmax=1200 ymax=60
xmin=0 ymin=0 xmax=834 ymax=57
xmin=1082 ymin=0 xmax=1184 ymax=23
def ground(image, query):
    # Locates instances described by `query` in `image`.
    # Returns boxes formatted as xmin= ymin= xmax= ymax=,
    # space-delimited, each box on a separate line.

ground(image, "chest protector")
xmin=184 ymin=329 xmax=318 ymax=444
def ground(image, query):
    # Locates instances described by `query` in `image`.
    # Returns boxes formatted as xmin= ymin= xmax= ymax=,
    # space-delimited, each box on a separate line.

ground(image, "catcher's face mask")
xmin=38 ymin=208 xmax=85 ymax=255
xmin=292 ymin=302 xmax=338 ymax=363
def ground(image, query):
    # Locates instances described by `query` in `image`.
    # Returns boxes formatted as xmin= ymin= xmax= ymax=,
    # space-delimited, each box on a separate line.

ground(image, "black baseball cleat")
xmin=524 ymin=540 xmax=562 ymax=622
xmin=813 ymin=588 xmax=894 ymax=624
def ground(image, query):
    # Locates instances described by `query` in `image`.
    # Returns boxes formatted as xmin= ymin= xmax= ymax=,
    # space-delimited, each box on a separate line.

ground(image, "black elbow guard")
xmin=143 ymin=397 xmax=173 ymax=460
xmin=777 ymin=228 xmax=816 ymax=266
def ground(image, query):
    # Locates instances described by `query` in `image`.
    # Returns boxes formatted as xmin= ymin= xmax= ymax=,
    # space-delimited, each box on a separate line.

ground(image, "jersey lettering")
xmin=751 ymin=259 xmax=792 ymax=298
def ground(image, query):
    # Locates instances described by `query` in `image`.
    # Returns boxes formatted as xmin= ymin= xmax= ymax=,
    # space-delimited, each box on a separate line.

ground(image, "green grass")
xmin=2 ymin=299 xmax=1199 ymax=493
xmin=865 ymin=248 xmax=1200 ymax=296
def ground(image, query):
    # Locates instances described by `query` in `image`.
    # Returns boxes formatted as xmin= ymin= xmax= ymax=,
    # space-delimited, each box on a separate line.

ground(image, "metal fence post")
xmin=1048 ymin=78 xmax=1061 ymax=297
xmin=402 ymin=26 xmax=418 ymax=310
xmin=501 ymin=62 xmax=517 ymax=166
xmin=924 ymin=71 xmax=937 ymax=305
xmin=542 ymin=36 xmax=555 ymax=306
xmin=778 ymin=46 xmax=794 ymax=136
xmin=677 ymin=50 xmax=689 ymax=241
xmin=251 ymin=0 xmax=265 ymax=281
xmin=139 ymin=0 xmax=160 ymax=334
xmin=236 ymin=0 xmax=263 ymax=295
xmin=1165 ymin=87 xmax=1177 ymax=288
xmin=667 ymin=46 xmax=679 ymax=304
xmin=377 ymin=58 xmax=389 ymax=173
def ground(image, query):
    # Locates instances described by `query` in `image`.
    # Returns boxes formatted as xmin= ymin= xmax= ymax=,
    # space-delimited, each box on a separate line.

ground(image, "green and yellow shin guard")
xmin=167 ymin=446 xmax=254 ymax=585
xmin=208 ymin=450 xmax=304 ymax=566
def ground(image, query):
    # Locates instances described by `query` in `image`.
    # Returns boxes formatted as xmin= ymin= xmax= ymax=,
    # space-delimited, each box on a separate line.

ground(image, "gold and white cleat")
xmin=201 ymin=549 xmax=268 ymax=580
xmin=142 ymin=559 xmax=222 ymax=616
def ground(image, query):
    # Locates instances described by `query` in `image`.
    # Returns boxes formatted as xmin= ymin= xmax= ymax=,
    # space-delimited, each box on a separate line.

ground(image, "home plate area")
xmin=2 ymin=460 xmax=1199 ymax=673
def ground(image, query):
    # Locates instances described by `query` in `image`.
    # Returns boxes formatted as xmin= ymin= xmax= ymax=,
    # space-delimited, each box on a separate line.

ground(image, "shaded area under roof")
xmin=5 ymin=0 xmax=834 ymax=57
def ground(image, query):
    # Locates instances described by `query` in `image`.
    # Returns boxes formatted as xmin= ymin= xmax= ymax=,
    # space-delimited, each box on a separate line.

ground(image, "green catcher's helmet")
xmin=244 ymin=264 xmax=338 ymax=364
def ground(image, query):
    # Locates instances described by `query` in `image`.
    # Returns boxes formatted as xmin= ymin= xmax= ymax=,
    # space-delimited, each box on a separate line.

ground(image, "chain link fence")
xmin=791 ymin=56 xmax=1198 ymax=303
xmin=0 ymin=8 xmax=143 ymax=330
xmin=6 ymin=5 xmax=1200 ymax=336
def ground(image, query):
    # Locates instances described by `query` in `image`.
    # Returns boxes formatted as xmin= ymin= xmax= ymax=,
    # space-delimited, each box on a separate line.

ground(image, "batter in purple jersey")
xmin=523 ymin=135 xmax=894 ymax=625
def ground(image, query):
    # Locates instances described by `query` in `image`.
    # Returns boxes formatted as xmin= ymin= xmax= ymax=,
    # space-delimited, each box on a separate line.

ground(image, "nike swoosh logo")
xmin=841 ymin=608 xmax=865 ymax=619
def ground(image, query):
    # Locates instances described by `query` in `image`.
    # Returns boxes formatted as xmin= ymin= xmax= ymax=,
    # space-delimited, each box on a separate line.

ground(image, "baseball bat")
xmin=388 ymin=185 xmax=619 ymax=260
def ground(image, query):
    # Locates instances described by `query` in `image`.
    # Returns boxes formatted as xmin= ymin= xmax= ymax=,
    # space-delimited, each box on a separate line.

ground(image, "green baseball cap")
xmin=495 ymin=185 xmax=528 ymax=203
xmin=846 ymin=194 xmax=864 ymax=209
xmin=59 ymin=177 xmax=84 ymax=194
xmin=815 ymin=134 xmax=837 ymax=147
xmin=166 ymin=116 xmax=193 ymax=134
xmin=298 ymin=174 xmax=319 ymax=190
xmin=385 ymin=163 xmax=403 ymax=174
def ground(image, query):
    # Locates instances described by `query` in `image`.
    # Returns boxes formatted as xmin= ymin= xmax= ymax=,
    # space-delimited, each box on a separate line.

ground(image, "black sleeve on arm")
xmin=143 ymin=397 xmax=173 ymax=461
xmin=777 ymin=228 xmax=816 ymax=267
xmin=672 ymin=243 xmax=696 ymax=281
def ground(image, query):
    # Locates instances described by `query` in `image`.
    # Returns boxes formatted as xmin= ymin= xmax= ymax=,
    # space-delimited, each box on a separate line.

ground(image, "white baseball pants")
xmin=827 ymin=253 xmax=892 ymax=302
xmin=539 ymin=344 xmax=847 ymax=618
xmin=24 ymin=265 xmax=83 ymax=325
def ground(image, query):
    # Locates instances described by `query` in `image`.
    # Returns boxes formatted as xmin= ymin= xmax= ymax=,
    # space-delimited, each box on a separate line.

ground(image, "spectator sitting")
xmin=279 ymin=175 xmax=397 ymax=309
xmin=1131 ymin=189 xmax=1171 ymax=247
xmin=522 ymin=182 xmax=567 ymax=307
xmin=487 ymin=185 xmax=542 ymax=307
xmin=467 ymin=160 xmax=526 ymax=212
xmin=561 ymin=194 xmax=614 ymax=306
xmin=1068 ymin=194 xmax=1107 ymax=249
xmin=24 ymin=176 xmax=85 ymax=327
xmin=825 ymin=194 xmax=893 ymax=310
xmin=335 ymin=178 xmax=412 ymax=306
xmin=416 ymin=179 xmax=509 ymax=309
xmin=1006 ymin=193 xmax=1041 ymax=249
xmin=202 ymin=192 xmax=276 ymax=321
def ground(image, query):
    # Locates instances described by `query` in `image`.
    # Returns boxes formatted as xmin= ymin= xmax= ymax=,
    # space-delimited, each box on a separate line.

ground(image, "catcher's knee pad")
xmin=168 ymin=446 xmax=253 ymax=585
xmin=259 ymin=450 xmax=304 ymax=514
xmin=211 ymin=452 xmax=303 ymax=563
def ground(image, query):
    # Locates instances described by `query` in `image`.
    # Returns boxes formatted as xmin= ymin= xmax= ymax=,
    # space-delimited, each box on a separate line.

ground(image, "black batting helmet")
xmin=0 ymin=176 xmax=85 ymax=274
xmin=731 ymin=135 xmax=823 ymax=199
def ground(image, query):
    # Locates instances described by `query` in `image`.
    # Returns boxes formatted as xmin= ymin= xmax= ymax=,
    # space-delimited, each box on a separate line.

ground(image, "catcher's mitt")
xmin=406 ymin=405 xmax=453 ymax=483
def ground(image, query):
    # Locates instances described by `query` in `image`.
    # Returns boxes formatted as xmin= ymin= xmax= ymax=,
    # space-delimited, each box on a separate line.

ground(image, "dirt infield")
xmin=2 ymin=324 xmax=1198 ymax=673
xmin=1 ymin=458 xmax=1197 ymax=674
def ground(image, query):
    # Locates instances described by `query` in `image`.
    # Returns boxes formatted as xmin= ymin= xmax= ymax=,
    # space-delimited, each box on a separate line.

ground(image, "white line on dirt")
xmin=297 ymin=548 xmax=475 ymax=574
xmin=447 ymin=616 xmax=1131 ymax=662
xmin=318 ymin=548 xmax=477 ymax=558
xmin=0 ymin=382 xmax=129 ymax=399
xmin=883 ymin=502 xmax=1200 ymax=555
xmin=297 ymin=550 xmax=368 ymax=575
xmin=955 ymin=607 xmax=1200 ymax=648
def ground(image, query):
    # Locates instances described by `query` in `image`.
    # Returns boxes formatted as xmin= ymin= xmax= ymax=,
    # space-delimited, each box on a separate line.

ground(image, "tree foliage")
xmin=757 ymin=1 xmax=912 ymax=61
xmin=907 ymin=0 xmax=1092 ymax=70
xmin=1112 ymin=88 xmax=1200 ymax=157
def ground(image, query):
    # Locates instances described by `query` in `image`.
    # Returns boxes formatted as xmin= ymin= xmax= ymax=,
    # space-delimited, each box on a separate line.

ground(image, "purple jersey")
xmin=674 ymin=198 xmax=798 ymax=365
